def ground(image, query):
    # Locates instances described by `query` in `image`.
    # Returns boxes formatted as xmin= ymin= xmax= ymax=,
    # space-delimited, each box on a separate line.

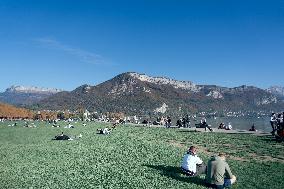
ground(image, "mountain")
xmin=0 ymin=102 xmax=34 ymax=119
xmin=0 ymin=85 xmax=63 ymax=106
xmin=267 ymin=86 xmax=284 ymax=100
xmin=37 ymin=72 xmax=284 ymax=115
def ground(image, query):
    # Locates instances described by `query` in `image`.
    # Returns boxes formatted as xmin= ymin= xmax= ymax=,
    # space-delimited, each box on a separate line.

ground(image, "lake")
xmin=195 ymin=116 xmax=271 ymax=132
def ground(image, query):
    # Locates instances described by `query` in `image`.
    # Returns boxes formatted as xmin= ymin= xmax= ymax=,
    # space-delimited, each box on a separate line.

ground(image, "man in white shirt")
xmin=270 ymin=113 xmax=277 ymax=134
xmin=181 ymin=146 xmax=207 ymax=176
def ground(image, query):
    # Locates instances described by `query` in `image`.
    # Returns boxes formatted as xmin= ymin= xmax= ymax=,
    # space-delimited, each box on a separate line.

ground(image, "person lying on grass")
xmin=206 ymin=152 xmax=237 ymax=189
xmin=181 ymin=146 xmax=207 ymax=177
xmin=64 ymin=123 xmax=74 ymax=128
xmin=52 ymin=123 xmax=60 ymax=127
xmin=53 ymin=132 xmax=72 ymax=140
xmin=53 ymin=132 xmax=82 ymax=140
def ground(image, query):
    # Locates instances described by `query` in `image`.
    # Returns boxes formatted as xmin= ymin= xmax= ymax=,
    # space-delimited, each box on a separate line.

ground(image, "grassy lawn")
xmin=0 ymin=121 xmax=283 ymax=189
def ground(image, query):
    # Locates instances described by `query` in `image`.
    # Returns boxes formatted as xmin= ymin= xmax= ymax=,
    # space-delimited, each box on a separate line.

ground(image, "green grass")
xmin=0 ymin=121 xmax=283 ymax=189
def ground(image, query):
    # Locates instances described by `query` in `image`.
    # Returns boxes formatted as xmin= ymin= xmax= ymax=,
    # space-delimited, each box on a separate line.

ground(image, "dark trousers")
xmin=205 ymin=184 xmax=227 ymax=189
xmin=182 ymin=163 xmax=207 ymax=177
xmin=204 ymin=124 xmax=213 ymax=132
xmin=270 ymin=121 xmax=276 ymax=134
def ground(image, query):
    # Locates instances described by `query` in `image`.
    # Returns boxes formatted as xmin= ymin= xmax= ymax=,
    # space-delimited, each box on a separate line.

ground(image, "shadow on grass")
xmin=257 ymin=135 xmax=284 ymax=143
xmin=143 ymin=164 xmax=208 ymax=188
xmin=220 ymin=132 xmax=251 ymax=135
xmin=178 ymin=130 xmax=201 ymax=133
xmin=258 ymin=135 xmax=273 ymax=140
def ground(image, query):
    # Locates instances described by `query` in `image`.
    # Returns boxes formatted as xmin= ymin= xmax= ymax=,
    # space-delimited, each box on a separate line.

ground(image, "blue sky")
xmin=0 ymin=0 xmax=283 ymax=92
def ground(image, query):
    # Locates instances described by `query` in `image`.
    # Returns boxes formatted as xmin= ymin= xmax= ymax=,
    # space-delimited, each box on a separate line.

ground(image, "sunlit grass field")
xmin=0 ymin=121 xmax=283 ymax=189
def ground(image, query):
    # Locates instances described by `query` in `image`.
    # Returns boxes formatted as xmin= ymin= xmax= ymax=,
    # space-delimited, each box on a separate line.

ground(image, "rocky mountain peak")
xmin=5 ymin=85 xmax=62 ymax=94
xmin=267 ymin=86 xmax=284 ymax=97
xmin=128 ymin=72 xmax=200 ymax=92
xmin=206 ymin=90 xmax=224 ymax=99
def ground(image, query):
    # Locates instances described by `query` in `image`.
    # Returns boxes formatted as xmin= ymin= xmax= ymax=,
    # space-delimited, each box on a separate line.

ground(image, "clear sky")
xmin=0 ymin=0 xmax=283 ymax=92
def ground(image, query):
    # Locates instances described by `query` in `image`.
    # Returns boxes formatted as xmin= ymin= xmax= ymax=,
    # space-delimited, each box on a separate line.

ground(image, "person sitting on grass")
xmin=64 ymin=123 xmax=74 ymax=128
xmin=176 ymin=118 xmax=183 ymax=128
xmin=24 ymin=122 xmax=29 ymax=127
xmin=166 ymin=116 xmax=171 ymax=128
xmin=201 ymin=118 xmax=213 ymax=132
xmin=97 ymin=127 xmax=111 ymax=135
xmin=218 ymin=123 xmax=225 ymax=129
xmin=112 ymin=122 xmax=119 ymax=129
xmin=225 ymin=123 xmax=232 ymax=130
xmin=206 ymin=152 xmax=237 ymax=189
xmin=249 ymin=124 xmax=257 ymax=131
xmin=181 ymin=146 xmax=207 ymax=177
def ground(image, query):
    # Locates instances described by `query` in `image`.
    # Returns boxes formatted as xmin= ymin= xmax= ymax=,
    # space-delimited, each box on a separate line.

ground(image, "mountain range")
xmin=0 ymin=73 xmax=283 ymax=115
xmin=34 ymin=72 xmax=284 ymax=115
xmin=0 ymin=85 xmax=62 ymax=106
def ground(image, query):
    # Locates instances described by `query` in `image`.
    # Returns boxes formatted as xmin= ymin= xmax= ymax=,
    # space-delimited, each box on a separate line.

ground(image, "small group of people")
xmin=218 ymin=122 xmax=232 ymax=130
xmin=97 ymin=121 xmax=121 ymax=134
xmin=270 ymin=112 xmax=284 ymax=133
xmin=181 ymin=146 xmax=237 ymax=189
xmin=24 ymin=122 xmax=37 ymax=128
xmin=8 ymin=122 xmax=17 ymax=127
xmin=153 ymin=117 xmax=166 ymax=125
xmin=142 ymin=119 xmax=151 ymax=126
xmin=176 ymin=115 xmax=191 ymax=128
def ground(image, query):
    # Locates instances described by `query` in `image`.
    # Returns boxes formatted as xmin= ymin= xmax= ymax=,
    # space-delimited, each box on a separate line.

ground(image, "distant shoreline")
xmin=125 ymin=122 xmax=270 ymax=136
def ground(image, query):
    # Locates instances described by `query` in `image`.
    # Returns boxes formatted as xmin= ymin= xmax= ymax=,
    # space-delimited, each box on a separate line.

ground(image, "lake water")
xmin=194 ymin=116 xmax=271 ymax=132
